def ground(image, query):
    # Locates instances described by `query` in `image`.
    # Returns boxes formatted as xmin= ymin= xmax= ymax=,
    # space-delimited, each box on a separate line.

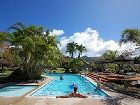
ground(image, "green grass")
xmin=47 ymin=68 xmax=90 ymax=74
xmin=0 ymin=70 xmax=12 ymax=77
xmin=48 ymin=68 xmax=65 ymax=73
xmin=0 ymin=70 xmax=13 ymax=78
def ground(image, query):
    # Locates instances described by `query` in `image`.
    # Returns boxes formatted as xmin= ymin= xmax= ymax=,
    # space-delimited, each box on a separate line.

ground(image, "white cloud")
xmin=59 ymin=27 xmax=136 ymax=57
xmin=50 ymin=29 xmax=64 ymax=36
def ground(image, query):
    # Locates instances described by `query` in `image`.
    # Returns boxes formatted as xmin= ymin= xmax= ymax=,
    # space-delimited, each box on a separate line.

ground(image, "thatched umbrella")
xmin=113 ymin=55 xmax=133 ymax=62
xmin=94 ymin=55 xmax=134 ymax=73
xmin=113 ymin=55 xmax=134 ymax=73
xmin=94 ymin=60 xmax=114 ymax=72
xmin=94 ymin=60 xmax=114 ymax=64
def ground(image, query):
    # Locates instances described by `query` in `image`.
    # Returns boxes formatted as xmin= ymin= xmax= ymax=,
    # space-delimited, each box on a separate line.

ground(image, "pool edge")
xmin=26 ymin=76 xmax=54 ymax=98
xmin=26 ymin=74 xmax=112 ymax=99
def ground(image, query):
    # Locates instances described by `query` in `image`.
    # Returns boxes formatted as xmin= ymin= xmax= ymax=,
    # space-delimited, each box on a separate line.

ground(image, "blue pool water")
xmin=0 ymin=85 xmax=36 ymax=97
xmin=31 ymin=73 xmax=108 ymax=97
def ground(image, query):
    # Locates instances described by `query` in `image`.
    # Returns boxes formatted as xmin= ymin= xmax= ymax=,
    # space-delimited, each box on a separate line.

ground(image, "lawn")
xmin=47 ymin=68 xmax=65 ymax=73
xmin=0 ymin=69 xmax=13 ymax=82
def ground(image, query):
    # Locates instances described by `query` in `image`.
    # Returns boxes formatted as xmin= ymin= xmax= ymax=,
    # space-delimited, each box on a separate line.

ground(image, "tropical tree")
xmin=120 ymin=28 xmax=140 ymax=45
xmin=8 ymin=22 xmax=61 ymax=80
xmin=119 ymin=28 xmax=140 ymax=73
xmin=65 ymin=42 xmax=87 ymax=73
xmin=95 ymin=50 xmax=118 ymax=73
xmin=0 ymin=32 xmax=8 ymax=46
xmin=76 ymin=44 xmax=87 ymax=58
xmin=0 ymin=32 xmax=12 ymax=71
xmin=101 ymin=50 xmax=118 ymax=60
xmin=68 ymin=58 xmax=84 ymax=73
xmin=66 ymin=41 xmax=77 ymax=58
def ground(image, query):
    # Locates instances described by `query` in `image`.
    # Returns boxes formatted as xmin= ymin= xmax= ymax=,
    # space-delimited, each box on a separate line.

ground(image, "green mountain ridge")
xmin=81 ymin=56 xmax=98 ymax=64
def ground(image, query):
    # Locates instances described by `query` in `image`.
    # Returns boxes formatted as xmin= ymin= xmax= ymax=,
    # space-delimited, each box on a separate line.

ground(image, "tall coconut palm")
xmin=66 ymin=41 xmax=77 ymax=58
xmin=76 ymin=44 xmax=87 ymax=58
xmin=120 ymin=28 xmax=140 ymax=45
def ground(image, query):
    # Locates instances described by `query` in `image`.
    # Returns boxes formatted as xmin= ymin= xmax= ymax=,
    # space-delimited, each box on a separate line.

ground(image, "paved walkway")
xmin=0 ymin=95 xmax=140 ymax=105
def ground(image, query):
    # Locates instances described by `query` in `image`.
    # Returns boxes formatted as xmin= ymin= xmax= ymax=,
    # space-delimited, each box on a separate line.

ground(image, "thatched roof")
xmin=113 ymin=55 xmax=134 ymax=62
xmin=94 ymin=60 xmax=114 ymax=64
xmin=81 ymin=59 xmax=92 ymax=67
xmin=82 ymin=59 xmax=90 ymax=65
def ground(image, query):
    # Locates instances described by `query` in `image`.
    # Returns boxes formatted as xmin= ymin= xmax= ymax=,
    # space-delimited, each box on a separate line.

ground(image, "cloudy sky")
xmin=50 ymin=28 xmax=136 ymax=57
xmin=0 ymin=0 xmax=140 ymax=57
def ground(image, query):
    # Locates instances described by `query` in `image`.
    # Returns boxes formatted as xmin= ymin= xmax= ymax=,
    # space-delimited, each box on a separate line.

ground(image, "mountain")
xmin=81 ymin=56 xmax=98 ymax=64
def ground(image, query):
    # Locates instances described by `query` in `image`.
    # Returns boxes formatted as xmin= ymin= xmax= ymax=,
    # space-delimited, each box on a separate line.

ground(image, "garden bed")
xmin=103 ymin=82 xmax=140 ymax=99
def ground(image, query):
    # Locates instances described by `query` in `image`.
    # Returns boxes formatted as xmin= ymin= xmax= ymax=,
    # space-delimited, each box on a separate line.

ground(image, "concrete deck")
xmin=0 ymin=95 xmax=140 ymax=105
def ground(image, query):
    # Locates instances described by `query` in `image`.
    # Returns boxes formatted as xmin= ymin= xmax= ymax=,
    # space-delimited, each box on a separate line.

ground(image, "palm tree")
xmin=97 ymin=50 xmax=118 ymax=73
xmin=66 ymin=41 xmax=77 ymax=58
xmin=8 ymin=22 xmax=61 ymax=80
xmin=0 ymin=32 xmax=6 ymax=40
xmin=0 ymin=32 xmax=9 ymax=71
xmin=76 ymin=44 xmax=86 ymax=58
xmin=0 ymin=32 xmax=8 ymax=47
xmin=101 ymin=50 xmax=118 ymax=60
xmin=120 ymin=28 xmax=140 ymax=45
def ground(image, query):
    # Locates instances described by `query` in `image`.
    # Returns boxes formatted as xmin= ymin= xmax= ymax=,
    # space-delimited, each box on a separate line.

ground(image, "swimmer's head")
xmin=72 ymin=82 xmax=75 ymax=85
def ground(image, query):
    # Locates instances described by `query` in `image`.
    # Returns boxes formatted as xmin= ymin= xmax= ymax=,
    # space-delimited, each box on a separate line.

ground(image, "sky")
xmin=0 ymin=0 xmax=140 ymax=57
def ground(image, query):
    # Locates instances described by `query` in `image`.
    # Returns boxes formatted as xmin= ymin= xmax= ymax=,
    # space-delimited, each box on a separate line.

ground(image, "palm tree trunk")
xmin=1 ymin=56 xmax=4 ymax=71
xmin=1 ymin=64 xmax=3 ymax=71
xmin=71 ymin=53 xmax=73 ymax=58
xmin=78 ymin=53 xmax=80 ymax=58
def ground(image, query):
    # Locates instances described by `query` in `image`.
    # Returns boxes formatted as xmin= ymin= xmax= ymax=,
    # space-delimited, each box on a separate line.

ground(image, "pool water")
xmin=31 ymin=73 xmax=108 ymax=98
xmin=0 ymin=85 xmax=36 ymax=97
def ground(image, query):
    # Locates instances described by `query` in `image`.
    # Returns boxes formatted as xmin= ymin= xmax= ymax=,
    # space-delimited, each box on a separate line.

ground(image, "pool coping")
xmin=82 ymin=75 xmax=111 ymax=98
xmin=26 ymin=76 xmax=54 ymax=98
xmin=0 ymin=84 xmax=39 ymax=98
xmin=26 ymin=74 xmax=112 ymax=99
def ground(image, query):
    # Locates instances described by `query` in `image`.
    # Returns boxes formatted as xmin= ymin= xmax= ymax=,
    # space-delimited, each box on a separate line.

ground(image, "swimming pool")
xmin=0 ymin=85 xmax=37 ymax=97
xmin=31 ymin=73 xmax=109 ymax=98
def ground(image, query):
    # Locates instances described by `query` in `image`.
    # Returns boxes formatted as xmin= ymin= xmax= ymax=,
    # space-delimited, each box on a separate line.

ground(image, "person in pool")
xmin=94 ymin=75 xmax=101 ymax=91
xmin=60 ymin=75 xmax=64 ymax=80
xmin=72 ymin=82 xmax=77 ymax=87
xmin=56 ymin=84 xmax=87 ymax=98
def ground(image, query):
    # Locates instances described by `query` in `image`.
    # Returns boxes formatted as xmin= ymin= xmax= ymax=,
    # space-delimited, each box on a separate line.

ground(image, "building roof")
xmin=113 ymin=55 xmax=133 ymax=62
